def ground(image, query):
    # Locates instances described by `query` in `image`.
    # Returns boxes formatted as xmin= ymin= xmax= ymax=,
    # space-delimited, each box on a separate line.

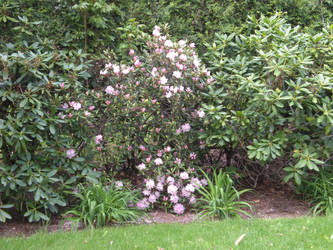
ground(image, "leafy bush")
xmin=0 ymin=39 xmax=101 ymax=222
xmin=65 ymin=182 xmax=143 ymax=228
xmin=196 ymin=169 xmax=252 ymax=220
xmin=202 ymin=14 xmax=333 ymax=187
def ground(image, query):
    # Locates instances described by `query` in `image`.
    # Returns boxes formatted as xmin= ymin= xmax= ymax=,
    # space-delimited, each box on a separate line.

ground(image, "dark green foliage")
xmin=0 ymin=39 xmax=100 ymax=222
xmin=201 ymin=14 xmax=333 ymax=193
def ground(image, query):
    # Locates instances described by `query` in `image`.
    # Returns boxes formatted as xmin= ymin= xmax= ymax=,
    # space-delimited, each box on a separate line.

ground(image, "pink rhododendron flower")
xmin=207 ymin=77 xmax=214 ymax=84
xmin=191 ymin=177 xmax=201 ymax=188
xmin=94 ymin=134 xmax=103 ymax=144
xmin=167 ymin=184 xmax=178 ymax=195
xmin=178 ymin=40 xmax=186 ymax=47
xmin=148 ymin=194 xmax=157 ymax=203
xmin=172 ymin=71 xmax=182 ymax=79
xmin=180 ymin=172 xmax=189 ymax=180
xmin=170 ymin=195 xmax=179 ymax=204
xmin=181 ymin=188 xmax=191 ymax=198
xmin=105 ymin=86 xmax=115 ymax=95
xmin=189 ymin=196 xmax=196 ymax=204
xmin=146 ymin=179 xmax=155 ymax=190
xmin=60 ymin=82 xmax=65 ymax=89
xmin=197 ymin=110 xmax=205 ymax=118
xmin=160 ymin=76 xmax=168 ymax=85
xmin=72 ymin=102 xmax=81 ymax=110
xmin=134 ymin=60 xmax=142 ymax=67
xmin=174 ymin=158 xmax=182 ymax=164
xmin=167 ymin=176 xmax=175 ymax=184
xmin=154 ymin=191 xmax=160 ymax=198
xmin=164 ymin=146 xmax=171 ymax=152
xmin=66 ymin=149 xmax=76 ymax=159
xmin=176 ymin=128 xmax=182 ymax=135
xmin=105 ymin=100 xmax=111 ymax=105
xmin=181 ymin=123 xmax=191 ymax=132
xmin=190 ymin=42 xmax=195 ymax=48
xmin=62 ymin=103 xmax=69 ymax=109
xmin=68 ymin=113 xmax=73 ymax=118
xmin=156 ymin=182 xmax=164 ymax=191
xmin=179 ymin=54 xmax=187 ymax=61
xmin=129 ymin=49 xmax=135 ymax=56
xmin=154 ymin=158 xmax=163 ymax=166
xmin=164 ymin=39 xmax=173 ymax=47
xmin=166 ymin=50 xmax=178 ymax=61
xmin=165 ymin=92 xmax=172 ymax=98
xmin=137 ymin=198 xmax=150 ymax=210
xmin=146 ymin=155 xmax=152 ymax=163
xmin=137 ymin=163 xmax=146 ymax=171
xmin=190 ymin=152 xmax=197 ymax=160
xmin=185 ymin=87 xmax=192 ymax=93
xmin=143 ymin=189 xmax=150 ymax=196
xmin=115 ymin=181 xmax=123 ymax=188
xmin=157 ymin=150 xmax=163 ymax=157
xmin=152 ymin=28 xmax=160 ymax=37
xmin=139 ymin=145 xmax=146 ymax=151
xmin=89 ymin=105 xmax=95 ymax=111
xmin=155 ymin=128 xmax=161 ymax=133
xmin=173 ymin=203 xmax=185 ymax=214
xmin=200 ymin=178 xmax=208 ymax=186
xmin=185 ymin=183 xmax=195 ymax=192
xmin=112 ymin=64 xmax=120 ymax=75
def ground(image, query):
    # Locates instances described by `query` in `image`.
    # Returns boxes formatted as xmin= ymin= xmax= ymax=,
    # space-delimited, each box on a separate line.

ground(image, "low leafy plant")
xmin=196 ymin=169 xmax=252 ymax=220
xmin=65 ymin=183 xmax=143 ymax=228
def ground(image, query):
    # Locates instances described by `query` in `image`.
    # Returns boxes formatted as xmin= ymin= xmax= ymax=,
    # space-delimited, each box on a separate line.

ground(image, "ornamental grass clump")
xmin=65 ymin=183 xmax=143 ymax=228
xmin=196 ymin=169 xmax=252 ymax=220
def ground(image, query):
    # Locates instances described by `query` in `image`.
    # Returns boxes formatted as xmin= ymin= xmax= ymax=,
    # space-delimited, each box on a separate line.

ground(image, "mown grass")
xmin=1 ymin=216 xmax=332 ymax=250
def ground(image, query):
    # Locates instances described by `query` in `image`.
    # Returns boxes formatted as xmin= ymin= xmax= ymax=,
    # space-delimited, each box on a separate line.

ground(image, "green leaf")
xmin=49 ymin=125 xmax=56 ymax=135
xmin=19 ymin=99 xmax=28 ymax=108
xmin=295 ymin=159 xmax=306 ymax=169
xmin=35 ymin=188 xmax=41 ymax=201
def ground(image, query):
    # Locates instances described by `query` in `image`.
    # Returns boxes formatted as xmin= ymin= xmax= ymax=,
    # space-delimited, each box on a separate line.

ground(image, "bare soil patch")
xmin=0 ymin=186 xmax=310 ymax=237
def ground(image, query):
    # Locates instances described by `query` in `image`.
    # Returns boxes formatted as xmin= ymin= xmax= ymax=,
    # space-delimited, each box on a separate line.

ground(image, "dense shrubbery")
xmin=0 ymin=39 xmax=103 ymax=221
xmin=0 ymin=0 xmax=332 ymax=223
xmin=202 ymin=15 xmax=333 ymax=189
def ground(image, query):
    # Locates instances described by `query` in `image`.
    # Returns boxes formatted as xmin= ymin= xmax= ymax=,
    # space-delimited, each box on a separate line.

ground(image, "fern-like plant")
xmin=196 ymin=169 xmax=252 ymax=220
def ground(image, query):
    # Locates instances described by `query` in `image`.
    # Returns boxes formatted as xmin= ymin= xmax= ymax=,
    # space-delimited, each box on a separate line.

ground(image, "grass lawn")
xmin=1 ymin=216 xmax=332 ymax=250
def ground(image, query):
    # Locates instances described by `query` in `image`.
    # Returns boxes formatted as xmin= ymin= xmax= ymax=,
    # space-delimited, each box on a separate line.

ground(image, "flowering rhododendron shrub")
xmin=83 ymin=25 xmax=212 ymax=212
xmin=87 ymin=25 xmax=212 ymax=177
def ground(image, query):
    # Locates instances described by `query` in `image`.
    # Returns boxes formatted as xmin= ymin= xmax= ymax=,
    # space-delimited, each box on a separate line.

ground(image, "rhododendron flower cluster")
xmin=136 ymin=171 xmax=204 ymax=214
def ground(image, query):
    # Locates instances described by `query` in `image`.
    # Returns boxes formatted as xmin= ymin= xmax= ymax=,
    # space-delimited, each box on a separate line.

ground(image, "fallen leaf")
xmin=234 ymin=234 xmax=246 ymax=246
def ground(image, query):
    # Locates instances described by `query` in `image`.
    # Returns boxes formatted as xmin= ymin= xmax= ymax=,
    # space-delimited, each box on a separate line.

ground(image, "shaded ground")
xmin=0 ymin=186 xmax=310 ymax=237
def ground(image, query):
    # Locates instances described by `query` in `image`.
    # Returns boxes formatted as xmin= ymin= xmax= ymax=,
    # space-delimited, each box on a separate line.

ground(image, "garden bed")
xmin=0 ymin=185 xmax=310 ymax=237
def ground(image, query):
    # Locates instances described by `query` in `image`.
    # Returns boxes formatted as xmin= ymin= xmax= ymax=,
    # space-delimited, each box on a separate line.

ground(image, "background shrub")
xmin=201 ymin=15 xmax=333 ymax=188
